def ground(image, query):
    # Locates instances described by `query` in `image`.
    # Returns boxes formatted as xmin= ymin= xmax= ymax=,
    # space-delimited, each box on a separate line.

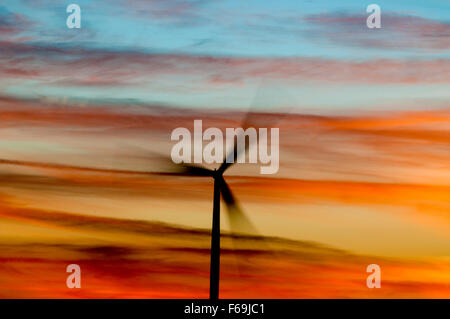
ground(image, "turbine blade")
xmin=217 ymin=85 xmax=265 ymax=174
xmin=218 ymin=81 xmax=289 ymax=174
xmin=138 ymin=149 xmax=214 ymax=177
xmin=218 ymin=176 xmax=273 ymax=279
xmin=218 ymin=130 xmax=253 ymax=174
xmin=0 ymin=158 xmax=151 ymax=175
xmin=0 ymin=158 xmax=211 ymax=177
xmin=218 ymin=177 xmax=258 ymax=235
xmin=177 ymin=163 xmax=214 ymax=177
xmin=219 ymin=83 xmax=280 ymax=173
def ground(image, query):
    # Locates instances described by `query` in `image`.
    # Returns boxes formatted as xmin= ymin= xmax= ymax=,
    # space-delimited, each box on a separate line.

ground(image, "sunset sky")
xmin=0 ymin=0 xmax=449 ymax=298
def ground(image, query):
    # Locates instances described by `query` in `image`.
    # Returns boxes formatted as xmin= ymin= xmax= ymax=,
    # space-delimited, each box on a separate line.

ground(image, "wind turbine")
xmin=163 ymin=127 xmax=257 ymax=300
xmin=161 ymin=84 xmax=284 ymax=299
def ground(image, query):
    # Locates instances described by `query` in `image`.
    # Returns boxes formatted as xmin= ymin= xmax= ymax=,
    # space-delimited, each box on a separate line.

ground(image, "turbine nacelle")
xmin=212 ymin=168 xmax=222 ymax=180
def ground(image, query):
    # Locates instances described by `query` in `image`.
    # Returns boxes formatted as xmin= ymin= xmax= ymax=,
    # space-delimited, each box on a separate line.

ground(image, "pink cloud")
xmin=1 ymin=41 xmax=449 ymax=87
xmin=304 ymin=12 xmax=450 ymax=51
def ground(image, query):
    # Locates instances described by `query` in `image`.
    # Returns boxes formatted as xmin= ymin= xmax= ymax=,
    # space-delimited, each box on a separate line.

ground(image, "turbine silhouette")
xmin=166 ymin=134 xmax=255 ymax=299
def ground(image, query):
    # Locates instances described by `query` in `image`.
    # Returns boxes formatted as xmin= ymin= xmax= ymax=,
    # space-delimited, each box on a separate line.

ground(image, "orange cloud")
xmin=1 ymin=198 xmax=450 ymax=298
xmin=0 ymin=97 xmax=449 ymax=297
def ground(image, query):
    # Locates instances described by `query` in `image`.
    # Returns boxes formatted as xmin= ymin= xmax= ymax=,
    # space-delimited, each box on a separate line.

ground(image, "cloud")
xmin=0 ymin=97 xmax=449 ymax=297
xmin=121 ymin=0 xmax=210 ymax=26
xmin=1 ymin=202 xmax=449 ymax=298
xmin=0 ymin=94 xmax=449 ymax=188
xmin=1 ymin=40 xmax=449 ymax=89
xmin=304 ymin=12 xmax=450 ymax=51
xmin=0 ymin=7 xmax=35 ymax=38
